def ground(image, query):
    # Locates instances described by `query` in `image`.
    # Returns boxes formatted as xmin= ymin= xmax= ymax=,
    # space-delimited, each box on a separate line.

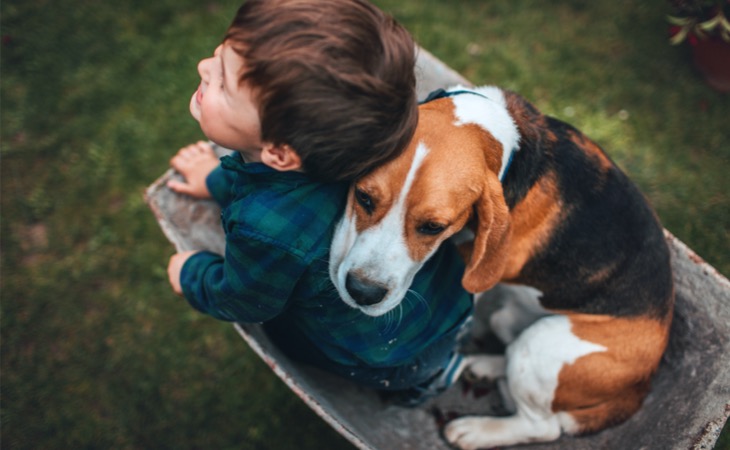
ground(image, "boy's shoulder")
xmin=223 ymin=159 xmax=349 ymax=260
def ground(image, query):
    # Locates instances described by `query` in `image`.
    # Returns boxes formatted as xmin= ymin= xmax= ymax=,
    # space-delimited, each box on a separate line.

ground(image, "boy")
xmin=166 ymin=0 xmax=472 ymax=404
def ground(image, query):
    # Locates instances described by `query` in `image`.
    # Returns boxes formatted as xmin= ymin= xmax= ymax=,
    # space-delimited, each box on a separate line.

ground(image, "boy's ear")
xmin=260 ymin=143 xmax=303 ymax=172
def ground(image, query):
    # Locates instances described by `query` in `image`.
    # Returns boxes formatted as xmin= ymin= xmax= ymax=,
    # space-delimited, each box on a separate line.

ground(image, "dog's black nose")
xmin=345 ymin=272 xmax=388 ymax=306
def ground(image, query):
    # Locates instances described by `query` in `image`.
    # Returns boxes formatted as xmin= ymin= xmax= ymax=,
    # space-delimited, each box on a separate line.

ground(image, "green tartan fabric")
xmin=181 ymin=151 xmax=472 ymax=368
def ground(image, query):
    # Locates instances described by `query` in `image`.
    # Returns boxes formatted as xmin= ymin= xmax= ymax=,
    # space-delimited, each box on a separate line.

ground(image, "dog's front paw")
xmin=444 ymin=416 xmax=495 ymax=450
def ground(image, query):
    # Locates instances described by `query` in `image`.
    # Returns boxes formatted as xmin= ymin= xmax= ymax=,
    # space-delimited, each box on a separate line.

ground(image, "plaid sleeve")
xmin=180 ymin=233 xmax=307 ymax=323
xmin=205 ymin=164 xmax=237 ymax=207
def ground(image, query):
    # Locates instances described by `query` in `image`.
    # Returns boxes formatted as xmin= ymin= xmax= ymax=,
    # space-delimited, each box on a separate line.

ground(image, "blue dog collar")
xmin=420 ymin=87 xmax=491 ymax=105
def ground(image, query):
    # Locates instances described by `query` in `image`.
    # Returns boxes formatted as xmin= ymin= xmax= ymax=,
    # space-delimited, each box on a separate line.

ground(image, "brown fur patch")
xmin=501 ymin=170 xmax=563 ymax=280
xmin=353 ymin=165 xmax=402 ymax=234
xmin=568 ymin=130 xmax=613 ymax=172
xmin=403 ymin=101 xmax=488 ymax=262
xmin=552 ymin=314 xmax=672 ymax=434
xmin=351 ymin=124 xmax=428 ymax=234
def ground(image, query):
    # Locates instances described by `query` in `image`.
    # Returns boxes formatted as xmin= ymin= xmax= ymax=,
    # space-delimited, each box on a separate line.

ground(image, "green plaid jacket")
xmin=181 ymin=152 xmax=472 ymax=368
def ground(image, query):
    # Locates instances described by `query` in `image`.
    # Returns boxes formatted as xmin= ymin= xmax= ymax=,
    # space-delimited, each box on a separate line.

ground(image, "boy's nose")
xmin=197 ymin=57 xmax=213 ymax=81
xmin=197 ymin=58 xmax=209 ymax=80
xmin=197 ymin=45 xmax=221 ymax=81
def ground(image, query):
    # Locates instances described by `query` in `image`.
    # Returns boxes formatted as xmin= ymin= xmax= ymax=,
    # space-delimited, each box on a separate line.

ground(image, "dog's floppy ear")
xmin=461 ymin=171 xmax=511 ymax=293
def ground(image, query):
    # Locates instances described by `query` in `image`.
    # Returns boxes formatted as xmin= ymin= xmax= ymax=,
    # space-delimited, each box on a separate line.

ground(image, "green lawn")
xmin=2 ymin=0 xmax=728 ymax=449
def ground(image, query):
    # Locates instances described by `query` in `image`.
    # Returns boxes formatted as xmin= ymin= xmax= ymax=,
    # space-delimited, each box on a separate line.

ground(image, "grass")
xmin=1 ymin=0 xmax=728 ymax=449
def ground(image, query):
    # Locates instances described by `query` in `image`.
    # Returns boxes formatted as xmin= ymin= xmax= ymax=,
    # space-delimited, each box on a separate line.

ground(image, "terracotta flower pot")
xmin=691 ymin=36 xmax=730 ymax=92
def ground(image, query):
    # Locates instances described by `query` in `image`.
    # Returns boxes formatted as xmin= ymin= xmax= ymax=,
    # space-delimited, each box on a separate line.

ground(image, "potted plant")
xmin=668 ymin=0 xmax=730 ymax=92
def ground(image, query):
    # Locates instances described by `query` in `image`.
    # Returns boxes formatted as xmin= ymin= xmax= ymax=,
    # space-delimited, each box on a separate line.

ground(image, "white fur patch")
xmin=447 ymin=85 xmax=520 ymax=180
xmin=446 ymin=315 xmax=606 ymax=449
xmin=329 ymin=143 xmax=433 ymax=316
xmin=506 ymin=315 xmax=607 ymax=418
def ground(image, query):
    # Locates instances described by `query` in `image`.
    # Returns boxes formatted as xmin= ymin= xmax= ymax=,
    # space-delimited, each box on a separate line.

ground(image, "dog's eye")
xmin=354 ymin=188 xmax=374 ymax=214
xmin=417 ymin=222 xmax=446 ymax=236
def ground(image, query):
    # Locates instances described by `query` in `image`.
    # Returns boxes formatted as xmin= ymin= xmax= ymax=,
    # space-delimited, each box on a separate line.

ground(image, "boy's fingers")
xmin=167 ymin=142 xmax=217 ymax=199
xmin=170 ymin=154 xmax=196 ymax=171
xmin=196 ymin=140 xmax=213 ymax=153
xmin=172 ymin=142 xmax=203 ymax=161
xmin=167 ymin=179 xmax=194 ymax=195
xmin=170 ymin=153 xmax=188 ymax=169
xmin=181 ymin=147 xmax=197 ymax=159
xmin=170 ymin=143 xmax=217 ymax=170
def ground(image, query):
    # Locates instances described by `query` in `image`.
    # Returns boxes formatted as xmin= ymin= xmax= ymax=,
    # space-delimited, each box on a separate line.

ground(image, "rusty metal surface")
xmin=145 ymin=48 xmax=729 ymax=450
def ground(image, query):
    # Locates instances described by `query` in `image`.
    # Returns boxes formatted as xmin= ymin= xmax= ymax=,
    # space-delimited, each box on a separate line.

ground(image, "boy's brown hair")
xmin=225 ymin=0 xmax=417 ymax=182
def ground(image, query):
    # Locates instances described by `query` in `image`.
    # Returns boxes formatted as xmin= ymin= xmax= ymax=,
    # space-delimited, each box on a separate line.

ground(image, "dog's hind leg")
xmin=485 ymin=284 xmax=549 ymax=344
xmin=462 ymin=354 xmax=517 ymax=414
xmin=463 ymin=354 xmax=506 ymax=380
xmin=446 ymin=314 xmax=606 ymax=449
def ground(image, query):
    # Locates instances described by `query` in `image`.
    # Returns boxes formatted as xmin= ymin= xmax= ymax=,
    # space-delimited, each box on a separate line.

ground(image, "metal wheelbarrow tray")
xmin=145 ymin=49 xmax=730 ymax=450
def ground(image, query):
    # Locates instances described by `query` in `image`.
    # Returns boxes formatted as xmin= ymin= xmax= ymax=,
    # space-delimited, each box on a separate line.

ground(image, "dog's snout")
xmin=345 ymin=272 xmax=388 ymax=306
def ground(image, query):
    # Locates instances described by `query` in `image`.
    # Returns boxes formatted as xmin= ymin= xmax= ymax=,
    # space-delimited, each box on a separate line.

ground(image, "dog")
xmin=328 ymin=86 xmax=674 ymax=448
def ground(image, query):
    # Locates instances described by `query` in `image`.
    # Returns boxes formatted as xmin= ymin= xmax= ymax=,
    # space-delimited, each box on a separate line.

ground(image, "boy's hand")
xmin=167 ymin=141 xmax=220 ymax=198
xmin=167 ymin=250 xmax=198 ymax=295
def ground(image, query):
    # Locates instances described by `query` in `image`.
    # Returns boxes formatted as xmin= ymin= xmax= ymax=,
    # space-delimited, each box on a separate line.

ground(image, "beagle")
xmin=328 ymin=86 xmax=674 ymax=448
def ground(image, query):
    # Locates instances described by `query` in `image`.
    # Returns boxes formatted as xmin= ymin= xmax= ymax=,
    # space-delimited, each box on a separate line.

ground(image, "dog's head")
xmin=329 ymin=87 xmax=518 ymax=316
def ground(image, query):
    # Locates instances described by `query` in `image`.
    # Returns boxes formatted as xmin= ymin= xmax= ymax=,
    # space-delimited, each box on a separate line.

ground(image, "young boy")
xmin=166 ymin=0 xmax=472 ymax=404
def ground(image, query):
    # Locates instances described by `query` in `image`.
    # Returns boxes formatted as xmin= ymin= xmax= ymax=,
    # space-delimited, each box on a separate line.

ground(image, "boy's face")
xmin=190 ymin=43 xmax=263 ymax=157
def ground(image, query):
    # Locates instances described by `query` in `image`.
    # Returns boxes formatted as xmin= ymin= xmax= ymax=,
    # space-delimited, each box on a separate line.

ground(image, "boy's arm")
xmin=170 ymin=232 xmax=307 ymax=323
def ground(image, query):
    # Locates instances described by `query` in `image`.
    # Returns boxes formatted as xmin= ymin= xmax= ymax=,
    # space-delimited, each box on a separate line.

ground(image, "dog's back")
xmin=501 ymin=95 xmax=674 ymax=321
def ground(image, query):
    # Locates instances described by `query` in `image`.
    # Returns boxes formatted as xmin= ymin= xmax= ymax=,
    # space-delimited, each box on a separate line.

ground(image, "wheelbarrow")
xmin=145 ymin=48 xmax=730 ymax=450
